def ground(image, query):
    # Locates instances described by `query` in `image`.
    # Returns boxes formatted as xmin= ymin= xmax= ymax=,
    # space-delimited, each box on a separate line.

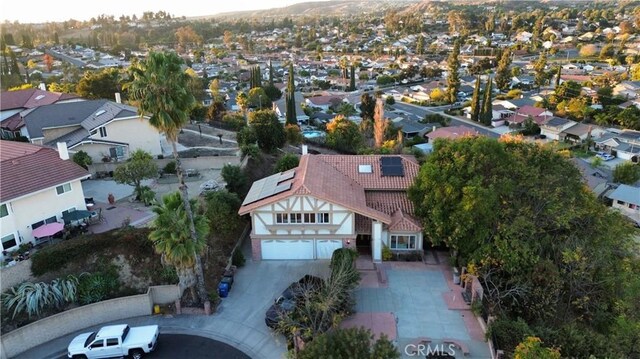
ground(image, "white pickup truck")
xmin=67 ymin=324 xmax=159 ymax=359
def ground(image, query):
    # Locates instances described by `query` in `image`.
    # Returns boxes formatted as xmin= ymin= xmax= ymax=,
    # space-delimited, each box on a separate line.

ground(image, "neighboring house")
xmin=238 ymin=154 xmax=423 ymax=262
xmin=594 ymin=130 xmax=640 ymax=162
xmin=504 ymin=105 xmax=553 ymax=126
xmin=0 ymin=88 xmax=81 ymax=139
xmin=539 ymin=117 xmax=577 ymax=141
xmin=607 ymin=184 xmax=640 ymax=225
xmin=561 ymin=123 xmax=598 ymax=143
xmin=273 ymin=91 xmax=310 ymax=124
xmin=0 ymin=141 xmax=90 ymax=260
xmin=393 ymin=118 xmax=432 ymax=138
xmin=570 ymin=158 xmax=610 ymax=196
xmin=613 ymin=81 xmax=640 ymax=99
xmin=426 ymin=125 xmax=479 ymax=142
xmin=20 ymin=100 xmax=162 ymax=162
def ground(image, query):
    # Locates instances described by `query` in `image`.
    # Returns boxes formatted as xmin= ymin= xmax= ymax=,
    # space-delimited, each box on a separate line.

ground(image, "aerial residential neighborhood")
xmin=0 ymin=1 xmax=639 ymax=359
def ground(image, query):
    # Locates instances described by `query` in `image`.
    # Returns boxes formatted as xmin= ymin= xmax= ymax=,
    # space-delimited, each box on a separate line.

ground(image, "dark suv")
xmin=265 ymin=275 xmax=324 ymax=329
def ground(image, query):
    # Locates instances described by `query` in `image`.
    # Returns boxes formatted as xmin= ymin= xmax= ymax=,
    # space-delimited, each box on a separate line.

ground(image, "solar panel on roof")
xmin=380 ymin=156 xmax=404 ymax=177
xmin=242 ymin=171 xmax=295 ymax=206
xmin=279 ymin=170 xmax=295 ymax=182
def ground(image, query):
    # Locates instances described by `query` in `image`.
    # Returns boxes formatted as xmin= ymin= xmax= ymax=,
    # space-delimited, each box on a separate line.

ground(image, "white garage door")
xmin=316 ymin=239 xmax=343 ymax=259
xmin=261 ymin=239 xmax=314 ymax=260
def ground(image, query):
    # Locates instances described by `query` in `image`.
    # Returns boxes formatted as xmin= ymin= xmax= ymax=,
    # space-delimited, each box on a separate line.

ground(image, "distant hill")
xmin=193 ymin=0 xmax=411 ymax=20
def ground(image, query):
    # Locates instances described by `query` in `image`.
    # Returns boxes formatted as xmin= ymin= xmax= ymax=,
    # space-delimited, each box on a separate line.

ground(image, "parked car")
xmin=596 ymin=152 xmax=615 ymax=161
xmin=265 ymin=296 xmax=297 ymax=329
xmin=534 ymin=134 xmax=547 ymax=139
xmin=281 ymin=275 xmax=324 ymax=300
xmin=67 ymin=324 xmax=159 ymax=359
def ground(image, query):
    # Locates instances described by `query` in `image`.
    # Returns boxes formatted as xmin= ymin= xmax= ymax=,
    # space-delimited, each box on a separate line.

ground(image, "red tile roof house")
xmin=0 ymin=141 xmax=90 ymax=261
xmin=238 ymin=154 xmax=423 ymax=261
xmin=0 ymin=88 xmax=81 ymax=139
xmin=504 ymin=105 xmax=554 ymax=126
xmin=425 ymin=126 xmax=479 ymax=141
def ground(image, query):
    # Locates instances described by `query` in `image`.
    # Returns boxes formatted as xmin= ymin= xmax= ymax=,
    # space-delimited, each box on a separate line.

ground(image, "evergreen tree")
xmin=495 ymin=48 xmax=512 ymax=91
xmin=349 ymin=65 xmax=356 ymax=91
xmin=446 ymin=40 xmax=461 ymax=104
xmin=470 ymin=76 xmax=482 ymax=122
xmin=416 ymin=35 xmax=424 ymax=55
xmin=285 ymin=64 xmax=297 ymax=125
xmin=534 ymin=52 xmax=548 ymax=88
xmin=480 ymin=78 xmax=493 ymax=126
xmin=555 ymin=66 xmax=562 ymax=88
xmin=268 ymin=60 xmax=274 ymax=85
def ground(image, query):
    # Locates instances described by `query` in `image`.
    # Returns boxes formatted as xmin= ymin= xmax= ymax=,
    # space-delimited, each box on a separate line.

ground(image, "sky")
xmin=1 ymin=0 xmax=325 ymax=24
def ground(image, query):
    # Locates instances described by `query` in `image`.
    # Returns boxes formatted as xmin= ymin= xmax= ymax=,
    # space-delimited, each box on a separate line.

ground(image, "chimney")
xmin=302 ymin=144 xmax=308 ymax=155
xmin=57 ymin=142 xmax=70 ymax=160
xmin=433 ymin=126 xmax=437 ymax=132
xmin=115 ymin=92 xmax=122 ymax=104
xmin=38 ymin=82 xmax=46 ymax=91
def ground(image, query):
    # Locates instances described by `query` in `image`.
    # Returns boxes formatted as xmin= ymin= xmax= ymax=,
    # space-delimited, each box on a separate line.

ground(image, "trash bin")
xmin=221 ymin=275 xmax=234 ymax=290
xmin=453 ymin=267 xmax=461 ymax=285
xmin=218 ymin=282 xmax=229 ymax=298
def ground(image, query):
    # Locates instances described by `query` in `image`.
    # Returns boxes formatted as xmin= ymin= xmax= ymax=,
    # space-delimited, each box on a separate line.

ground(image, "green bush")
xmin=159 ymin=266 xmax=179 ymax=284
xmin=487 ymin=317 xmax=534 ymax=354
xmin=139 ymin=186 xmax=156 ymax=206
xmin=232 ymin=249 xmax=246 ymax=267
xmin=330 ymin=248 xmax=358 ymax=269
xmin=1 ymin=275 xmax=79 ymax=318
xmin=78 ymin=268 xmax=120 ymax=305
xmin=163 ymin=161 xmax=177 ymax=174
xmin=382 ymin=245 xmax=393 ymax=261
xmin=72 ymin=151 xmax=93 ymax=170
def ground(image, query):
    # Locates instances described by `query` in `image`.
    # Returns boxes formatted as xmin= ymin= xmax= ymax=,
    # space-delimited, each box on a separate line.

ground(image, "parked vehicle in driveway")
xmin=67 ymin=324 xmax=159 ymax=359
xmin=596 ymin=152 xmax=615 ymax=161
xmin=265 ymin=296 xmax=297 ymax=329
xmin=265 ymin=275 xmax=324 ymax=329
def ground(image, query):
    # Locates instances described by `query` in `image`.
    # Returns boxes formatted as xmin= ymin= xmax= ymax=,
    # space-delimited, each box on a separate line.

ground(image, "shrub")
xmin=72 ymin=151 xmax=92 ymax=170
xmin=385 ymin=96 xmax=395 ymax=105
xmin=232 ymin=249 xmax=246 ymax=267
xmin=163 ymin=161 xmax=177 ymax=174
xmin=382 ymin=245 xmax=393 ymax=261
xmin=138 ymin=186 xmax=156 ymax=206
xmin=1 ymin=275 xmax=79 ymax=318
xmin=159 ymin=266 xmax=179 ymax=284
xmin=487 ymin=317 xmax=533 ymax=354
xmin=78 ymin=268 xmax=120 ymax=305
xmin=274 ymin=153 xmax=299 ymax=173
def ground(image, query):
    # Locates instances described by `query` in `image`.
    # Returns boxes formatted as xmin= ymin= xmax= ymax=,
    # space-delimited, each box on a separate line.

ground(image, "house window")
xmin=32 ymin=216 xmax=58 ymax=230
xmin=56 ymin=183 xmax=72 ymax=195
xmin=317 ymin=213 xmax=330 ymax=223
xmin=1 ymin=234 xmax=17 ymax=250
xmin=62 ymin=208 xmax=76 ymax=216
xmin=99 ymin=127 xmax=107 ymax=137
xmin=303 ymin=213 xmax=316 ymax=223
xmin=0 ymin=204 xmax=8 ymax=218
xmin=275 ymin=213 xmax=289 ymax=224
xmin=289 ymin=213 xmax=302 ymax=223
xmin=390 ymin=235 xmax=417 ymax=250
xmin=617 ymin=200 xmax=625 ymax=205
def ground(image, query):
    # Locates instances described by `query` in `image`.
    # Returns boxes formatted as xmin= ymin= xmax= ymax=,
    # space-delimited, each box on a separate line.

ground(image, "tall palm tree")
xmin=150 ymin=192 xmax=209 ymax=301
xmin=125 ymin=52 xmax=209 ymax=304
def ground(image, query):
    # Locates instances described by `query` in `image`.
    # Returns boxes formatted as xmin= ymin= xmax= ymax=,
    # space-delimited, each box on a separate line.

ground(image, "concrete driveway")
xmin=352 ymin=263 xmax=492 ymax=359
xmin=17 ymin=242 xmax=330 ymax=359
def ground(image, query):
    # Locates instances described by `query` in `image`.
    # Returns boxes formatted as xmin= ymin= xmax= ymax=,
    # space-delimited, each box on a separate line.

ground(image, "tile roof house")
xmin=594 ymin=130 xmax=640 ymax=162
xmin=540 ymin=117 xmax=577 ymax=141
xmin=426 ymin=126 xmax=479 ymax=141
xmin=0 ymin=88 xmax=81 ymax=139
xmin=504 ymin=105 xmax=553 ymax=126
xmin=0 ymin=141 xmax=90 ymax=260
xmin=19 ymin=99 xmax=162 ymax=163
xmin=238 ymin=154 xmax=422 ymax=261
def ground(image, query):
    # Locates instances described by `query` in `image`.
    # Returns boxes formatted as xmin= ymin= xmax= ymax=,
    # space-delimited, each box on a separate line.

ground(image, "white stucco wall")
xmin=251 ymin=195 xmax=354 ymax=237
xmin=93 ymin=117 xmax=162 ymax=157
xmin=0 ymin=179 xmax=87 ymax=259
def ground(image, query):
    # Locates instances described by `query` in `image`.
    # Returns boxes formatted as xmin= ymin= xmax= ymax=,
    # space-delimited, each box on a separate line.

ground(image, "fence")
xmin=0 ymin=285 xmax=179 ymax=359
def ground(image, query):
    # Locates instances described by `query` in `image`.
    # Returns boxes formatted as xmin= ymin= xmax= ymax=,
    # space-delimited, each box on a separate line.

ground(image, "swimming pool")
xmin=302 ymin=130 xmax=326 ymax=139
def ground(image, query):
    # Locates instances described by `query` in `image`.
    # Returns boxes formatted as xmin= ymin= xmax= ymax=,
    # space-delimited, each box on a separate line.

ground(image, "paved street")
xmin=392 ymin=102 xmax=501 ymax=138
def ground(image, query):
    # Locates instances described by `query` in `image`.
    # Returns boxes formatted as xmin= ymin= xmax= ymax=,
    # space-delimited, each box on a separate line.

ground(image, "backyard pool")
xmin=302 ymin=130 xmax=326 ymax=139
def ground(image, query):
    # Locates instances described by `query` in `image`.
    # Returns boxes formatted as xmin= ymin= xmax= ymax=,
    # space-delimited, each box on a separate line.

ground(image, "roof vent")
xmin=358 ymin=164 xmax=372 ymax=173
xmin=34 ymin=95 xmax=46 ymax=101
xmin=95 ymin=110 xmax=106 ymax=117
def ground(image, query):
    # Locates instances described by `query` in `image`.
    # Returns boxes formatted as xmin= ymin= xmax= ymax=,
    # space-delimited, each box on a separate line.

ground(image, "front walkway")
xmin=350 ymin=262 xmax=492 ymax=359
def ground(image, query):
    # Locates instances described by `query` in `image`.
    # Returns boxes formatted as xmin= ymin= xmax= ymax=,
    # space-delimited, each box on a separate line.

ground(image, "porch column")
xmin=372 ymin=221 xmax=383 ymax=262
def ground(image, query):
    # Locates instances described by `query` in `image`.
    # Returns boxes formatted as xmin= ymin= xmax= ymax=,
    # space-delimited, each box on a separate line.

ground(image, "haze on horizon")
xmin=1 ymin=0 xmax=329 ymax=24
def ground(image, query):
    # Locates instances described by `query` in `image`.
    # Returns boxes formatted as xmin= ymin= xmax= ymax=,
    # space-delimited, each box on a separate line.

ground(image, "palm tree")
xmin=150 ymin=192 xmax=209 ymax=301
xmin=125 ymin=52 xmax=209 ymax=304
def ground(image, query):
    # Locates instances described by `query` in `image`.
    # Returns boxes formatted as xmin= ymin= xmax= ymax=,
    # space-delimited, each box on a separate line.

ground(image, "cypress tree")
xmin=555 ymin=66 xmax=562 ymax=88
xmin=446 ymin=40 xmax=461 ymax=104
xmin=349 ymin=65 xmax=355 ymax=91
xmin=494 ymin=48 xmax=512 ymax=91
xmin=480 ymin=78 xmax=493 ymax=126
xmin=268 ymin=60 xmax=274 ymax=85
xmin=285 ymin=64 xmax=297 ymax=125
xmin=470 ymin=75 xmax=482 ymax=122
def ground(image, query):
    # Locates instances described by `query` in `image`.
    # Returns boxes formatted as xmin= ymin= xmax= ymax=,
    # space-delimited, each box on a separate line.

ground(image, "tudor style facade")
xmin=238 ymin=154 xmax=423 ymax=261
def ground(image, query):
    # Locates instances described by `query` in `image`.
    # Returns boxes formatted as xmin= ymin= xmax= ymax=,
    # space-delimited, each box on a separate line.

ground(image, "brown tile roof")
xmin=0 ymin=141 xmax=90 ymax=202
xmin=366 ymin=191 xmax=422 ymax=232
xmin=426 ymin=125 xmax=479 ymax=140
xmin=316 ymin=155 xmax=420 ymax=190
xmin=388 ymin=209 xmax=422 ymax=232
xmin=0 ymin=89 xmax=78 ymax=111
xmin=239 ymin=155 xmax=391 ymax=223
xmin=0 ymin=112 xmax=24 ymax=131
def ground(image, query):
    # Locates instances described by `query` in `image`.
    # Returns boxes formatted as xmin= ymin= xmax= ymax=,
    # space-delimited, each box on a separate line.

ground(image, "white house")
xmin=607 ymin=184 xmax=640 ymax=225
xmin=21 ymin=99 xmax=163 ymax=162
xmin=238 ymin=154 xmax=423 ymax=262
xmin=0 ymin=141 xmax=90 ymax=260
xmin=540 ymin=117 xmax=577 ymax=141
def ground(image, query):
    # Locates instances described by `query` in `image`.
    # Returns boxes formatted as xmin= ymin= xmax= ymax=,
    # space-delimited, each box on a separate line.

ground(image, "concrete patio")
xmin=350 ymin=262 xmax=492 ymax=359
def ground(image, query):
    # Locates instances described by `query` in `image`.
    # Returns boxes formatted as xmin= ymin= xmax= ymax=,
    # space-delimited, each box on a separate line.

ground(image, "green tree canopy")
xmin=298 ymin=328 xmax=399 ymax=359
xmin=248 ymin=110 xmax=286 ymax=152
xmin=76 ymin=68 xmax=120 ymax=100
xmin=113 ymin=149 xmax=158 ymax=199
xmin=204 ymin=190 xmax=243 ymax=238
xmin=326 ymin=115 xmax=364 ymax=154
xmin=274 ymin=153 xmax=299 ymax=173
xmin=613 ymin=162 xmax=640 ymax=184
xmin=221 ymin=164 xmax=250 ymax=198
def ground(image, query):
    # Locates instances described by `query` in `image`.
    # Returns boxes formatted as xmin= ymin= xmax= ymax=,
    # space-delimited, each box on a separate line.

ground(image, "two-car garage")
xmin=261 ymin=239 xmax=343 ymax=260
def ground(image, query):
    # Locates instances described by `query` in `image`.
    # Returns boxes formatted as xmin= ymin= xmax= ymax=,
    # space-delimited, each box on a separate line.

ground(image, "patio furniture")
xmin=62 ymin=210 xmax=93 ymax=225
xmin=32 ymin=222 xmax=65 ymax=239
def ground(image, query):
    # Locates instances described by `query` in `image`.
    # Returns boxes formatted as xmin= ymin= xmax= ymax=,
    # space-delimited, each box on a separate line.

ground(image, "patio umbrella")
xmin=62 ymin=210 xmax=93 ymax=223
xmin=32 ymin=222 xmax=64 ymax=238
